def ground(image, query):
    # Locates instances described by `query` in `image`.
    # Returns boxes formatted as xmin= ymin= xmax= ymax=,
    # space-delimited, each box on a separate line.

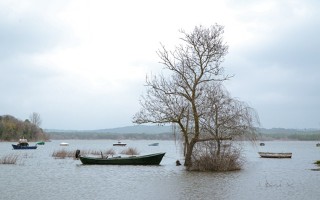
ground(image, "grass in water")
xmin=0 ymin=154 xmax=19 ymax=164
xmin=52 ymin=148 xmax=120 ymax=159
xmin=120 ymin=147 xmax=140 ymax=155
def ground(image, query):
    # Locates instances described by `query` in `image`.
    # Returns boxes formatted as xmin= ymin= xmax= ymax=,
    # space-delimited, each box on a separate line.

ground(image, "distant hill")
xmin=94 ymin=125 xmax=173 ymax=134
xmin=46 ymin=125 xmax=319 ymax=135
xmin=45 ymin=125 xmax=173 ymax=134
xmin=45 ymin=125 xmax=176 ymax=140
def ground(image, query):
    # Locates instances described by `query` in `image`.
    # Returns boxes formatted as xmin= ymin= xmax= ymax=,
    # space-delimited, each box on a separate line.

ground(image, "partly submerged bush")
xmin=189 ymin=141 xmax=244 ymax=171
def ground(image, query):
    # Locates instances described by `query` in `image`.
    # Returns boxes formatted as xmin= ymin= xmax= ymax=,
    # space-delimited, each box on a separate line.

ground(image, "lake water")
xmin=0 ymin=140 xmax=319 ymax=200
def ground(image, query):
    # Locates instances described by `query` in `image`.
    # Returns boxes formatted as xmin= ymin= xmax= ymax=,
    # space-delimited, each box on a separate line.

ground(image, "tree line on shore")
xmin=46 ymin=130 xmax=320 ymax=141
xmin=1 ymin=114 xmax=319 ymax=141
xmin=0 ymin=114 xmax=49 ymax=142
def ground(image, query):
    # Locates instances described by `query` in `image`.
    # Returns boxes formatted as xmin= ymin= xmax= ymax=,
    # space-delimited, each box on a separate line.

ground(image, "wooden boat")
xmin=148 ymin=143 xmax=159 ymax=146
xmin=113 ymin=141 xmax=127 ymax=146
xmin=259 ymin=143 xmax=265 ymax=146
xmin=316 ymin=143 xmax=320 ymax=147
xmin=258 ymin=152 xmax=292 ymax=158
xmin=12 ymin=138 xmax=37 ymax=150
xmin=78 ymin=152 xmax=165 ymax=165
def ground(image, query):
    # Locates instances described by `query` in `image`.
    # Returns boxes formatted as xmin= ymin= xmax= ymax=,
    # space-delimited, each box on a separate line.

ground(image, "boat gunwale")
xmin=80 ymin=152 xmax=165 ymax=160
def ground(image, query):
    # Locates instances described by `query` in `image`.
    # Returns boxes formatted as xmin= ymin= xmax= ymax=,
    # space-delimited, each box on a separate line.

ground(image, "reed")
xmin=105 ymin=148 xmax=116 ymax=156
xmin=0 ymin=154 xmax=19 ymax=164
xmin=52 ymin=149 xmax=116 ymax=159
xmin=52 ymin=149 xmax=73 ymax=159
xmin=120 ymin=147 xmax=140 ymax=155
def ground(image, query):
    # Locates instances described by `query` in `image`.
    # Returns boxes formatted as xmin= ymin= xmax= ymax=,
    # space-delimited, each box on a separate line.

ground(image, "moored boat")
xmin=259 ymin=143 xmax=265 ymax=146
xmin=12 ymin=138 xmax=37 ymax=150
xmin=60 ymin=142 xmax=69 ymax=146
xmin=78 ymin=152 xmax=165 ymax=165
xmin=148 ymin=143 xmax=159 ymax=146
xmin=316 ymin=143 xmax=320 ymax=147
xmin=113 ymin=141 xmax=127 ymax=146
xmin=36 ymin=141 xmax=45 ymax=145
xmin=258 ymin=152 xmax=292 ymax=158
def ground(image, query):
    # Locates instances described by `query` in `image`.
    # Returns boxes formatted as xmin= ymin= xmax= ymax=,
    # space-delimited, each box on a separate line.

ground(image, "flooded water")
xmin=0 ymin=140 xmax=319 ymax=200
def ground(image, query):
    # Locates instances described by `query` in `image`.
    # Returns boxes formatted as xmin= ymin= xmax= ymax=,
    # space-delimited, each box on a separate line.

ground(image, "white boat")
xmin=60 ymin=142 xmax=69 ymax=146
xmin=258 ymin=152 xmax=292 ymax=158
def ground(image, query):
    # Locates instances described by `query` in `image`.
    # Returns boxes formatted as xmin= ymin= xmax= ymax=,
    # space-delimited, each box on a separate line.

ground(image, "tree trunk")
xmin=184 ymin=139 xmax=196 ymax=169
xmin=216 ymin=139 xmax=221 ymax=156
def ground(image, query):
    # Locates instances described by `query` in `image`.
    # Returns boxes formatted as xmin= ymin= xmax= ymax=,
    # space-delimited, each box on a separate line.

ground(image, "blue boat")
xmin=12 ymin=138 xmax=37 ymax=150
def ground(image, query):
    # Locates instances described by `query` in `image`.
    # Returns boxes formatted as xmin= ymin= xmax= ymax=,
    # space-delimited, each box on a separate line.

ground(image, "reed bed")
xmin=52 ymin=149 xmax=75 ymax=159
xmin=120 ymin=147 xmax=140 ymax=155
xmin=52 ymin=148 xmax=120 ymax=159
xmin=0 ymin=154 xmax=19 ymax=164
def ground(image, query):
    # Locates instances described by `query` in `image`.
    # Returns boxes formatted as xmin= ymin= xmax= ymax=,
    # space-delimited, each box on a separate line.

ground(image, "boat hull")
xmin=258 ymin=152 xmax=292 ymax=158
xmin=12 ymin=144 xmax=37 ymax=150
xmin=79 ymin=152 xmax=165 ymax=165
xmin=60 ymin=143 xmax=69 ymax=146
xmin=148 ymin=143 xmax=159 ymax=146
xmin=36 ymin=141 xmax=45 ymax=145
xmin=113 ymin=144 xmax=126 ymax=146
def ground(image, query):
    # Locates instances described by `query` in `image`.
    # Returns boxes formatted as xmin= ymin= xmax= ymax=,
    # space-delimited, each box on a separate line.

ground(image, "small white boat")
xmin=60 ymin=142 xmax=69 ymax=146
xmin=258 ymin=152 xmax=292 ymax=158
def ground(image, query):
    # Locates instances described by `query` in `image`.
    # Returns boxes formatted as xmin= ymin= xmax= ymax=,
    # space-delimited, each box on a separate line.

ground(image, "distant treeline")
xmin=257 ymin=128 xmax=320 ymax=141
xmin=258 ymin=133 xmax=320 ymax=141
xmin=47 ymin=130 xmax=320 ymax=141
xmin=47 ymin=131 xmax=178 ymax=140
xmin=0 ymin=115 xmax=49 ymax=141
xmin=2 ymin=114 xmax=319 ymax=141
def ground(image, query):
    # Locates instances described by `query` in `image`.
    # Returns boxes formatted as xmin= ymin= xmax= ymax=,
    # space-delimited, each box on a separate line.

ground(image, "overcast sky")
xmin=1 ymin=0 xmax=319 ymax=130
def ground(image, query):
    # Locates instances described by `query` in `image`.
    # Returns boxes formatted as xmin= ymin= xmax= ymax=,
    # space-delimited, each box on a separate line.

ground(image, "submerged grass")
xmin=0 ymin=154 xmax=19 ymax=164
xmin=52 ymin=148 xmax=123 ymax=159
xmin=120 ymin=147 xmax=140 ymax=155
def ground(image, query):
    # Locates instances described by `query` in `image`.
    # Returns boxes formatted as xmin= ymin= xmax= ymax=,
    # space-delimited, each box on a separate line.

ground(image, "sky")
xmin=1 ymin=0 xmax=319 ymax=130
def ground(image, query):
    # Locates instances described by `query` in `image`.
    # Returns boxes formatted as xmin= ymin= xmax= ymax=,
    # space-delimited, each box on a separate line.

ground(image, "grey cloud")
xmin=0 ymin=4 xmax=71 ymax=60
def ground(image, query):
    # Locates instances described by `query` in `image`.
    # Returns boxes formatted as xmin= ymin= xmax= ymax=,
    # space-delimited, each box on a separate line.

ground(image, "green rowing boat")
xmin=36 ymin=141 xmax=45 ymax=145
xmin=78 ymin=152 xmax=165 ymax=165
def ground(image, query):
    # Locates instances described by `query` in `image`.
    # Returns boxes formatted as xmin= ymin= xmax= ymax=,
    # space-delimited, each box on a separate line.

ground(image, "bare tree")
xmin=133 ymin=25 xmax=259 ymax=170
xmin=29 ymin=112 xmax=42 ymax=127
xmin=200 ymin=83 xmax=259 ymax=156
